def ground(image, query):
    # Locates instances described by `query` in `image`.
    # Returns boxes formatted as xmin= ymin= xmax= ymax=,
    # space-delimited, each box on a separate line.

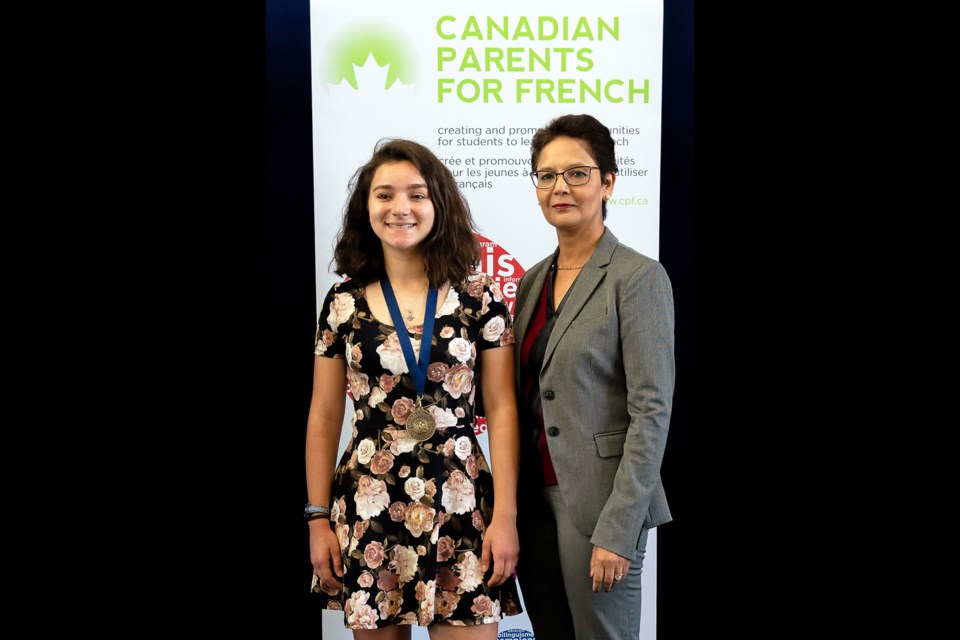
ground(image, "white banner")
xmin=310 ymin=2 xmax=663 ymax=637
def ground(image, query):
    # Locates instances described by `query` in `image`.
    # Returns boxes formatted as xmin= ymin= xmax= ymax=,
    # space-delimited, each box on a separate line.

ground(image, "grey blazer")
xmin=513 ymin=228 xmax=675 ymax=560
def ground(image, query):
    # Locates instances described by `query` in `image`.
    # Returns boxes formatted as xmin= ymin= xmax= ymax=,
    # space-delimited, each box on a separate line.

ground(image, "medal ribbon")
xmin=380 ymin=276 xmax=438 ymax=399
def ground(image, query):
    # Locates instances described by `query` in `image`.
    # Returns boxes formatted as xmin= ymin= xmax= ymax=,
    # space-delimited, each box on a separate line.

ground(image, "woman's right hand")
xmin=309 ymin=520 xmax=344 ymax=593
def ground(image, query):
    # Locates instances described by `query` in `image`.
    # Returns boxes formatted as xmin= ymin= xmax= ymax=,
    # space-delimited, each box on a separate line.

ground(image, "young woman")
xmin=306 ymin=139 xmax=522 ymax=639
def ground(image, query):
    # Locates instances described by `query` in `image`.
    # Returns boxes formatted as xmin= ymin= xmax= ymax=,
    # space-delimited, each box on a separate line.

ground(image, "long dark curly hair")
xmin=331 ymin=138 xmax=480 ymax=288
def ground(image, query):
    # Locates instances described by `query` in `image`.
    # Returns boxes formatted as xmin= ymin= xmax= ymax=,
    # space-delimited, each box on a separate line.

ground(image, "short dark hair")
xmin=530 ymin=114 xmax=618 ymax=219
xmin=331 ymin=138 xmax=480 ymax=287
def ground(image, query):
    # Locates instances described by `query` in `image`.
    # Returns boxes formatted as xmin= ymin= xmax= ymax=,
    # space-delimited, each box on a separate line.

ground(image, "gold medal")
xmin=380 ymin=278 xmax=439 ymax=443
xmin=407 ymin=397 xmax=436 ymax=441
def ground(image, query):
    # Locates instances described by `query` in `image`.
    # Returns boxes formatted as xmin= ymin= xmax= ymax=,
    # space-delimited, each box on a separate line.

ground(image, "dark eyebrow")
xmin=535 ymin=164 xmax=589 ymax=172
xmin=371 ymin=183 xmax=428 ymax=192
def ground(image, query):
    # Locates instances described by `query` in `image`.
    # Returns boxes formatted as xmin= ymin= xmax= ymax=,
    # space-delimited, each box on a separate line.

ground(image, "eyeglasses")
xmin=529 ymin=166 xmax=599 ymax=189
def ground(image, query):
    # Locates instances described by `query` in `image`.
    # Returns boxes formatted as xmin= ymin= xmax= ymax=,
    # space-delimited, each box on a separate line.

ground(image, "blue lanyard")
xmin=379 ymin=276 xmax=438 ymax=397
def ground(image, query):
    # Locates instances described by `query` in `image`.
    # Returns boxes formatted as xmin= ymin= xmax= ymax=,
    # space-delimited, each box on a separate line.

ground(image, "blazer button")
xmin=543 ymin=390 xmax=555 ymax=400
xmin=547 ymin=426 xmax=560 ymax=437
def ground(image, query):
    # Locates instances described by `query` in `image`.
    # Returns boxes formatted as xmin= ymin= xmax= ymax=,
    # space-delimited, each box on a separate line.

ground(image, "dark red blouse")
xmin=519 ymin=277 xmax=559 ymax=486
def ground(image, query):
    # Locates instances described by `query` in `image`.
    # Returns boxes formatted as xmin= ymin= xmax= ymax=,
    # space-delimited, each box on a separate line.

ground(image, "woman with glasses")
xmin=512 ymin=114 xmax=675 ymax=640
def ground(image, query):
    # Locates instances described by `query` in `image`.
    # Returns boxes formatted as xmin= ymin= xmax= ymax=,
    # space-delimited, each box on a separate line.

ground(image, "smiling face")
xmin=368 ymin=160 xmax=436 ymax=256
xmin=534 ymin=135 xmax=615 ymax=235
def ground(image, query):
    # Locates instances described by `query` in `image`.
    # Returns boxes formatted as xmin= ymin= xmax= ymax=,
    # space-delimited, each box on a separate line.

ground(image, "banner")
xmin=310 ymin=2 xmax=663 ymax=637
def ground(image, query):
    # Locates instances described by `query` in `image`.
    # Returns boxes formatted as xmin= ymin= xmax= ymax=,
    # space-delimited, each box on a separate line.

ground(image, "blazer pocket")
xmin=571 ymin=309 xmax=610 ymax=327
xmin=594 ymin=430 xmax=627 ymax=458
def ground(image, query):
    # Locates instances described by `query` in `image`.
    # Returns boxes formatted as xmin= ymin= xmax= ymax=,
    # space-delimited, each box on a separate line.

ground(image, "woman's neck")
xmin=556 ymin=223 xmax=605 ymax=268
xmin=383 ymin=251 xmax=428 ymax=287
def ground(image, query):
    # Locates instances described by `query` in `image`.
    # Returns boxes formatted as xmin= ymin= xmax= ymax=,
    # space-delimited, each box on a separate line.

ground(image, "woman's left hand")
xmin=481 ymin=515 xmax=520 ymax=587
xmin=590 ymin=545 xmax=631 ymax=593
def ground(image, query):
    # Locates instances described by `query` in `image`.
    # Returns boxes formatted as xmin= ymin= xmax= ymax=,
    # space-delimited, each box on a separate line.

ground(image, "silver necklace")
xmin=400 ymin=281 xmax=428 ymax=322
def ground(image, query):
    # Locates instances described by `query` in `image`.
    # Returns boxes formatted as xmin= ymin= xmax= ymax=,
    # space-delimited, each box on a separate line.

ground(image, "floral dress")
xmin=311 ymin=273 xmax=523 ymax=628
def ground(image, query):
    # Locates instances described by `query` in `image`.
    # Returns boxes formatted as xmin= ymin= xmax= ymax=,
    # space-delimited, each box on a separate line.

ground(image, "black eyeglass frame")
xmin=529 ymin=165 xmax=600 ymax=189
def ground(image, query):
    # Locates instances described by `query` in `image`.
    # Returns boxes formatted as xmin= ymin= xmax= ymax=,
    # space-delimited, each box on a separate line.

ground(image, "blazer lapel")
xmin=541 ymin=228 xmax=619 ymax=371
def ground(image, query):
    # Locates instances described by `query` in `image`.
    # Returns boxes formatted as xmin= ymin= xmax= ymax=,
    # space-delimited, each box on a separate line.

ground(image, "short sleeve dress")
xmin=311 ymin=273 xmax=523 ymax=629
